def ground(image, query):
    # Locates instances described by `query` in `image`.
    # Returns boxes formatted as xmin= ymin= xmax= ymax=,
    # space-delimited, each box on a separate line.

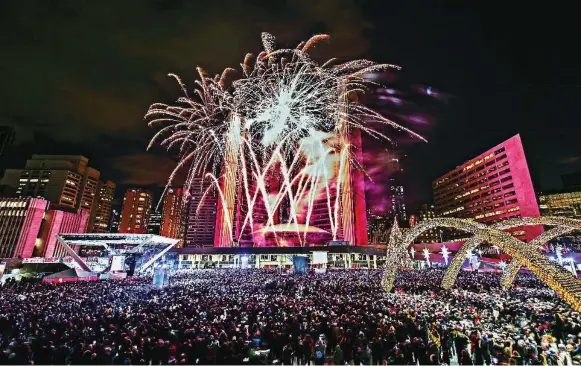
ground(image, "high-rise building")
xmin=367 ymin=213 xmax=391 ymax=243
xmin=414 ymin=204 xmax=442 ymax=243
xmin=386 ymin=153 xmax=407 ymax=224
xmin=538 ymin=190 xmax=581 ymax=219
xmin=0 ymin=197 xmax=47 ymax=258
xmin=161 ymin=187 xmax=184 ymax=239
xmin=0 ymin=197 xmax=89 ymax=259
xmin=88 ymin=180 xmax=116 ymax=233
xmin=118 ymin=189 xmax=152 ymax=234
xmin=1 ymin=155 xmax=102 ymax=221
xmin=433 ymin=134 xmax=541 ymax=242
xmin=148 ymin=210 xmax=162 ymax=235
xmin=185 ymin=178 xmax=217 ymax=247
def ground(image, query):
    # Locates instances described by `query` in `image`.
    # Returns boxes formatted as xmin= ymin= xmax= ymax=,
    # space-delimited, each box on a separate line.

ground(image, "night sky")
xmin=1 ymin=0 xmax=580 ymax=210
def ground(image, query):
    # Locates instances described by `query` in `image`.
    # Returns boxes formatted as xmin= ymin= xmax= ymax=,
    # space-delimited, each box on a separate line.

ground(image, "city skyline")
xmin=1 ymin=1 xmax=580 ymax=211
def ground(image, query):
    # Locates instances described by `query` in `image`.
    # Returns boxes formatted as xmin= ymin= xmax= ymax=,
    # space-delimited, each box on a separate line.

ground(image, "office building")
xmin=0 ymin=197 xmax=88 ymax=258
xmin=0 ymin=197 xmax=47 ymax=258
xmin=1 ymin=155 xmax=102 ymax=219
xmin=538 ymin=190 xmax=581 ymax=219
xmin=185 ymin=178 xmax=217 ymax=247
xmin=433 ymin=134 xmax=541 ymax=242
xmin=414 ymin=204 xmax=442 ymax=243
xmin=148 ymin=210 xmax=162 ymax=235
xmin=367 ymin=213 xmax=391 ymax=244
xmin=386 ymin=154 xmax=407 ymax=224
xmin=161 ymin=187 xmax=184 ymax=239
xmin=88 ymin=180 xmax=116 ymax=233
xmin=118 ymin=189 xmax=152 ymax=234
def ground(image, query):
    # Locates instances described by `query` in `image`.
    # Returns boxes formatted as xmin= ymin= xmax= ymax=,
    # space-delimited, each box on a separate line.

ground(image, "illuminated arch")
xmin=382 ymin=218 xmax=581 ymax=311
xmin=389 ymin=218 xmax=487 ymax=290
xmin=490 ymin=217 xmax=581 ymax=288
xmin=500 ymin=225 xmax=575 ymax=287
xmin=441 ymin=236 xmax=482 ymax=289
xmin=381 ymin=219 xmax=413 ymax=291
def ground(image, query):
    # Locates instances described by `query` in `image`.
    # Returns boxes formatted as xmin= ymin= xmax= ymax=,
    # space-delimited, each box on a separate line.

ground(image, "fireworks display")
xmin=146 ymin=32 xmax=424 ymax=246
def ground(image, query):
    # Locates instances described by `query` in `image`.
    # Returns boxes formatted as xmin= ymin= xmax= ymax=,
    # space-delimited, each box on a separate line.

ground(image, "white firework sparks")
xmin=146 ymin=32 xmax=425 ymax=246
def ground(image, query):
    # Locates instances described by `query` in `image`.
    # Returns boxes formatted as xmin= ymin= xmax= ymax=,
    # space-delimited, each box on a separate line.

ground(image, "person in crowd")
xmin=1 ymin=268 xmax=581 ymax=365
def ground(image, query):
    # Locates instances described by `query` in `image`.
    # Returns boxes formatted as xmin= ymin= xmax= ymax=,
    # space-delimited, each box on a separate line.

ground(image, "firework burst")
xmin=146 ymin=32 xmax=425 ymax=246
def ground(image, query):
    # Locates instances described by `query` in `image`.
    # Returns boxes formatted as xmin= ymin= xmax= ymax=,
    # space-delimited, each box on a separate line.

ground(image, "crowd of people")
xmin=1 ymin=268 xmax=581 ymax=365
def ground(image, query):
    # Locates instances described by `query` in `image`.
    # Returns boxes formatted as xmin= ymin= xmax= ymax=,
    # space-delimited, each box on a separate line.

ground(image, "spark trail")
xmin=146 ymin=32 xmax=425 ymax=246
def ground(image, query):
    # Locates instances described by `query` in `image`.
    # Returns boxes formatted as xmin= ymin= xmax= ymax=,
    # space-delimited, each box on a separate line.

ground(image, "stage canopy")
xmin=55 ymin=233 xmax=179 ymax=273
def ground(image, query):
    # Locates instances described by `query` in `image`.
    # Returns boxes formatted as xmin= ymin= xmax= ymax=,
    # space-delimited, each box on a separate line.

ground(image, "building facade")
xmin=538 ymin=190 xmax=581 ymax=219
xmin=1 ymin=155 xmax=106 ymax=223
xmin=0 ymin=197 xmax=89 ymax=258
xmin=433 ymin=134 xmax=541 ymax=242
xmin=0 ymin=197 xmax=47 ymax=258
xmin=88 ymin=180 xmax=116 ymax=233
xmin=414 ymin=204 xmax=442 ymax=243
xmin=161 ymin=187 xmax=184 ymax=239
xmin=118 ymin=189 xmax=153 ymax=234
xmin=185 ymin=178 xmax=217 ymax=247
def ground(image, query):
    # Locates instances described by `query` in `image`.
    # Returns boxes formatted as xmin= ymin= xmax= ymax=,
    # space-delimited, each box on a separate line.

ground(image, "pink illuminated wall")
xmin=13 ymin=198 xmax=47 ymax=258
xmin=351 ymin=128 xmax=369 ymax=246
xmin=42 ymin=208 xmax=90 ymax=257
xmin=433 ymin=134 xmax=542 ymax=242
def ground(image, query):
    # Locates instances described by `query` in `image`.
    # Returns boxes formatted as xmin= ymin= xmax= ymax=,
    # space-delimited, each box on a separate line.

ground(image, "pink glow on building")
xmin=41 ymin=208 xmax=90 ymax=257
xmin=0 ymin=197 xmax=48 ymax=258
xmin=433 ymin=134 xmax=542 ymax=242
xmin=15 ymin=198 xmax=47 ymax=258
xmin=351 ymin=128 xmax=369 ymax=246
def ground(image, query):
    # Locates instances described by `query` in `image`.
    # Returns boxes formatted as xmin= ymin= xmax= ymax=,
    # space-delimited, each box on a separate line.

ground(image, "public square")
xmin=1 ymin=269 xmax=581 ymax=365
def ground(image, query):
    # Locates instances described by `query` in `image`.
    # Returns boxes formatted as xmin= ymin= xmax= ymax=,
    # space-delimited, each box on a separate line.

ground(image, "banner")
xmin=111 ymin=256 xmax=126 ymax=272
xmin=293 ymin=256 xmax=308 ymax=274
xmin=312 ymin=251 xmax=328 ymax=265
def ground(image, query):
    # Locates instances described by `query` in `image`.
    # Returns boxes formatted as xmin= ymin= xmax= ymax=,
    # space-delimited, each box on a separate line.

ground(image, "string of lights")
xmin=500 ymin=225 xmax=575 ymax=288
xmin=441 ymin=236 xmax=482 ymax=289
xmin=382 ymin=217 xmax=581 ymax=311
